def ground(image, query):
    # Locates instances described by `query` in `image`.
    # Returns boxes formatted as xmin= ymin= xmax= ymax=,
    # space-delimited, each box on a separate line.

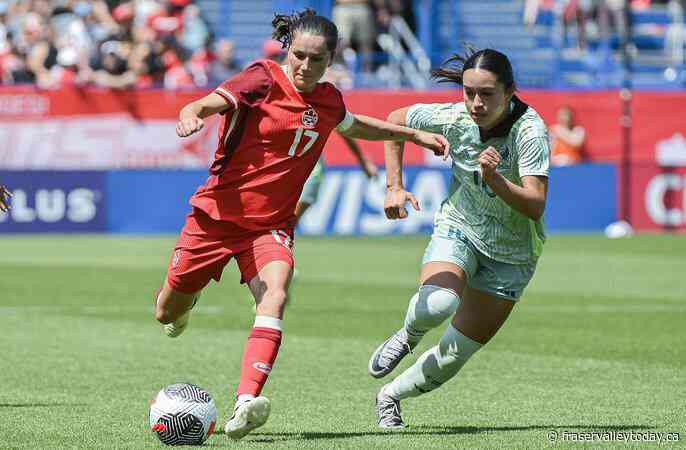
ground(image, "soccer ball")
xmin=149 ymin=383 xmax=217 ymax=446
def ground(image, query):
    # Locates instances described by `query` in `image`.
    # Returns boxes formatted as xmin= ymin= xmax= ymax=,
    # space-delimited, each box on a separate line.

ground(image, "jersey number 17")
xmin=288 ymin=128 xmax=320 ymax=157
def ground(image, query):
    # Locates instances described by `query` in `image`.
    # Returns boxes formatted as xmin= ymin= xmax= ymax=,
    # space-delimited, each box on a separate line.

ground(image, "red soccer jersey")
xmin=189 ymin=59 xmax=348 ymax=230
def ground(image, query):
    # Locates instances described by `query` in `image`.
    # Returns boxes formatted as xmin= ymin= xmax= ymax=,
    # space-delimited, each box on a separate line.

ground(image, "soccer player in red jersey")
xmin=154 ymin=9 xmax=449 ymax=440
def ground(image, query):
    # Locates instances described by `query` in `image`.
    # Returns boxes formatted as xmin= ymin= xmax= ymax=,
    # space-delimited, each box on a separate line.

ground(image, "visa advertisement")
xmin=0 ymin=165 xmax=616 ymax=234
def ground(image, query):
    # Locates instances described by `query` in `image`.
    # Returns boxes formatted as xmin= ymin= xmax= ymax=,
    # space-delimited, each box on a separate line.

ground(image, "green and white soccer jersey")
xmin=406 ymin=98 xmax=550 ymax=265
xmin=299 ymin=157 xmax=326 ymax=205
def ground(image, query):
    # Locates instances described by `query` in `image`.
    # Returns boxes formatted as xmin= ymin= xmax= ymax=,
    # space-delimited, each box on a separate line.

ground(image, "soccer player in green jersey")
xmin=368 ymin=48 xmax=550 ymax=428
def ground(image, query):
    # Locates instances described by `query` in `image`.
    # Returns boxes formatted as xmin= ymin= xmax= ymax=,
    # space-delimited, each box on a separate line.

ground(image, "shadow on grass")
xmin=0 ymin=402 xmax=88 ymax=408
xmin=214 ymin=424 xmax=657 ymax=443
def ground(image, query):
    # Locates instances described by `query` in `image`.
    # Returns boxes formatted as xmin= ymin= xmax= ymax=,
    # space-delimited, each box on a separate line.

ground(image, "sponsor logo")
xmin=0 ymin=188 xmax=99 ymax=224
xmin=301 ymin=106 xmax=318 ymax=128
xmin=497 ymin=288 xmax=518 ymax=299
xmin=271 ymin=230 xmax=294 ymax=249
xmin=656 ymin=133 xmax=686 ymax=167
xmin=492 ymin=145 xmax=512 ymax=171
xmin=172 ymin=250 xmax=182 ymax=268
xmin=253 ymin=362 xmax=272 ymax=375
xmin=298 ymin=169 xmax=447 ymax=235
xmin=645 ymin=173 xmax=686 ymax=226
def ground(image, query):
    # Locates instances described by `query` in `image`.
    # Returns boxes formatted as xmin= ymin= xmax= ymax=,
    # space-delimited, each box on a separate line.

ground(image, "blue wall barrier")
xmin=0 ymin=165 xmax=616 ymax=234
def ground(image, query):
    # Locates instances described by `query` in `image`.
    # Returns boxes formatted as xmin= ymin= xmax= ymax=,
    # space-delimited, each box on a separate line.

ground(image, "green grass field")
xmin=1 ymin=234 xmax=684 ymax=449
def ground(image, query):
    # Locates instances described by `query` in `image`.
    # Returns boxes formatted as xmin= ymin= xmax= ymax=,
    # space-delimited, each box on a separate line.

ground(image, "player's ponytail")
xmin=431 ymin=46 xmax=516 ymax=92
xmin=271 ymin=8 xmax=338 ymax=56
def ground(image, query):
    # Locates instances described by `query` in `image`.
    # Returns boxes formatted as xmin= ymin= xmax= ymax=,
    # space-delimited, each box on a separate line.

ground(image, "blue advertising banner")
xmin=0 ymin=171 xmax=106 ymax=233
xmin=544 ymin=163 xmax=617 ymax=232
xmin=106 ymin=170 xmax=207 ymax=233
xmin=103 ymin=167 xmax=451 ymax=235
xmin=0 ymin=164 xmax=617 ymax=234
xmin=298 ymin=167 xmax=449 ymax=235
xmin=297 ymin=164 xmax=617 ymax=235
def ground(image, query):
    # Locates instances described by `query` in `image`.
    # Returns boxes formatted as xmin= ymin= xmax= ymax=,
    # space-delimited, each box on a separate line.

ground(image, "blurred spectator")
xmin=160 ymin=36 xmax=194 ymax=89
xmin=374 ymin=0 xmax=416 ymax=34
xmin=186 ymin=37 xmax=212 ymax=87
xmin=332 ymin=0 xmax=376 ymax=72
xmin=603 ymin=0 xmax=629 ymax=41
xmin=524 ymin=0 xmax=590 ymax=50
xmin=128 ymin=41 xmax=165 ymax=87
xmin=0 ymin=0 xmax=214 ymax=88
xmin=525 ymin=0 xmax=635 ymax=51
xmin=1 ymin=41 xmax=35 ymax=83
xmin=178 ymin=2 xmax=210 ymax=53
xmin=110 ymin=2 xmax=136 ymax=42
xmin=262 ymin=38 xmax=285 ymax=62
xmin=88 ymin=38 xmax=135 ymax=89
xmin=146 ymin=0 xmax=186 ymax=39
xmin=46 ymin=46 xmax=81 ymax=87
xmin=564 ymin=0 xmax=592 ymax=50
xmin=322 ymin=52 xmax=354 ymax=90
xmin=550 ymin=105 xmax=586 ymax=166
xmin=23 ymin=12 xmax=58 ymax=88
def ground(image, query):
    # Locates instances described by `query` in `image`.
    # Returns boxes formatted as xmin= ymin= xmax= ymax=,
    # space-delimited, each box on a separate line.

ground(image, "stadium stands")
xmin=1 ymin=0 xmax=684 ymax=89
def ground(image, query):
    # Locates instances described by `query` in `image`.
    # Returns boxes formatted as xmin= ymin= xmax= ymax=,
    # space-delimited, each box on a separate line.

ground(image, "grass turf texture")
xmin=0 ymin=234 xmax=684 ymax=449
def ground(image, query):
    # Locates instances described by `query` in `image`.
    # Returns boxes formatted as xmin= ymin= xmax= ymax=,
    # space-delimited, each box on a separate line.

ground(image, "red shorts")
xmin=166 ymin=208 xmax=295 ymax=294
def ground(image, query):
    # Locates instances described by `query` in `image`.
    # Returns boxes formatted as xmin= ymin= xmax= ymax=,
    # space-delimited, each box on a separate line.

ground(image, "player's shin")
xmin=403 ymin=285 xmax=460 ymax=345
xmin=385 ymin=324 xmax=482 ymax=400
xmin=236 ymin=316 xmax=283 ymax=399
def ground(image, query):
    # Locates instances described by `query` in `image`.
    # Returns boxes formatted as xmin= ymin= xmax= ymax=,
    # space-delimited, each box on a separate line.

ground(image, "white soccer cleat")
xmin=368 ymin=329 xmax=415 ymax=378
xmin=224 ymin=396 xmax=271 ymax=440
xmin=159 ymin=295 xmax=199 ymax=338
xmin=376 ymin=385 xmax=406 ymax=429
xmin=163 ymin=310 xmax=190 ymax=338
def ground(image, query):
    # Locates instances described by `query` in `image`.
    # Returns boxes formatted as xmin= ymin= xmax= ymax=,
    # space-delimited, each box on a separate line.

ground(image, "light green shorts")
xmin=299 ymin=158 xmax=326 ymax=205
xmin=422 ymin=222 xmax=537 ymax=301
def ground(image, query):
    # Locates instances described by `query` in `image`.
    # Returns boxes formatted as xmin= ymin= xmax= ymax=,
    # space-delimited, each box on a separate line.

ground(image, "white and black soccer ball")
xmin=149 ymin=383 xmax=217 ymax=446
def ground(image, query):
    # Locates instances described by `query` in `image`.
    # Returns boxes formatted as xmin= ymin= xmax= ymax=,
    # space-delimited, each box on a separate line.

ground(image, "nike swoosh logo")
xmin=253 ymin=362 xmax=272 ymax=375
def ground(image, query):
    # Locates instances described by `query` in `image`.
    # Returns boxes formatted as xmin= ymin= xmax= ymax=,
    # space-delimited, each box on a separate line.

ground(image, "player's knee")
xmin=414 ymin=284 xmax=460 ymax=329
xmin=260 ymin=287 xmax=288 ymax=309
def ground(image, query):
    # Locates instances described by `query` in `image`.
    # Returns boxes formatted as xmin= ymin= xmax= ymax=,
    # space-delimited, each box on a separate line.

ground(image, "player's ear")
xmin=504 ymin=86 xmax=515 ymax=103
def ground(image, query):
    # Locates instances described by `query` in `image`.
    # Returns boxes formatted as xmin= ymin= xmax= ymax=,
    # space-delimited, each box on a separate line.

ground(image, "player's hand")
xmin=478 ymin=146 xmax=501 ymax=183
xmin=384 ymin=187 xmax=419 ymax=220
xmin=411 ymin=131 xmax=450 ymax=160
xmin=176 ymin=117 xmax=204 ymax=137
xmin=363 ymin=160 xmax=379 ymax=179
xmin=0 ymin=185 xmax=12 ymax=212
